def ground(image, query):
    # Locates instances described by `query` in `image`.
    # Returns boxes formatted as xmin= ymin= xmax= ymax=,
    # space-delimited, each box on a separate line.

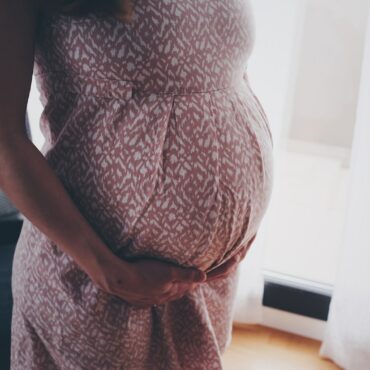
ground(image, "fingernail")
xmin=196 ymin=271 xmax=206 ymax=282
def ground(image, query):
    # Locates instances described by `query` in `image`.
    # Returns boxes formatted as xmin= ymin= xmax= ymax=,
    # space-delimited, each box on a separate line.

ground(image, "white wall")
xmin=27 ymin=75 xmax=44 ymax=151
xmin=248 ymin=0 xmax=307 ymax=150
xmin=289 ymin=0 xmax=369 ymax=148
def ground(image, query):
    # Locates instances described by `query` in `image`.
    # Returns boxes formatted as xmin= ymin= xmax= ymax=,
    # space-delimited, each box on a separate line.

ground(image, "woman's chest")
xmin=34 ymin=0 xmax=255 ymax=80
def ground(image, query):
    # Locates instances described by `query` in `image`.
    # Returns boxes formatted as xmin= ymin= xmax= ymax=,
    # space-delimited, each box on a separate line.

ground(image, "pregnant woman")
xmin=0 ymin=0 xmax=274 ymax=368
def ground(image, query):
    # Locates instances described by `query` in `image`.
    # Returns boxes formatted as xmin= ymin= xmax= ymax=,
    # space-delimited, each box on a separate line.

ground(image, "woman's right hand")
xmin=84 ymin=251 xmax=207 ymax=308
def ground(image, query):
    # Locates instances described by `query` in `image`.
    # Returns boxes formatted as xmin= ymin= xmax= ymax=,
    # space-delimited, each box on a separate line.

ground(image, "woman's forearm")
xmin=0 ymin=133 xmax=125 ymax=273
xmin=0 ymin=0 xmax=132 ymax=284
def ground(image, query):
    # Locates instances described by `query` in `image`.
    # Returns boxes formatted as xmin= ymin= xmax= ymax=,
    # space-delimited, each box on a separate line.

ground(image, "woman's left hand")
xmin=205 ymin=233 xmax=257 ymax=282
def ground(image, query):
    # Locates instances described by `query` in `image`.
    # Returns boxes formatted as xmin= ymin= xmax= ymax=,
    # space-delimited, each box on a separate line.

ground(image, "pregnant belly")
xmin=45 ymin=90 xmax=273 ymax=273
xmin=119 ymin=121 xmax=271 ymax=272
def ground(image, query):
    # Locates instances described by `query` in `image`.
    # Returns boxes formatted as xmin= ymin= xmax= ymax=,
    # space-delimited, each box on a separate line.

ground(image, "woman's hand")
xmin=205 ymin=233 xmax=257 ymax=282
xmin=84 ymin=251 xmax=207 ymax=308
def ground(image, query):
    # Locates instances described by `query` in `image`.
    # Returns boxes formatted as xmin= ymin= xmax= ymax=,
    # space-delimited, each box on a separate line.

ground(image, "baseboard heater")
xmin=262 ymin=271 xmax=333 ymax=321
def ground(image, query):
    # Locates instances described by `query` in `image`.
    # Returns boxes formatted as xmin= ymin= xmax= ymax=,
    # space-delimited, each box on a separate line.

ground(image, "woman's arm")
xmin=0 ymin=0 xmax=206 ymax=307
xmin=0 ymin=0 xmax=125 ymax=274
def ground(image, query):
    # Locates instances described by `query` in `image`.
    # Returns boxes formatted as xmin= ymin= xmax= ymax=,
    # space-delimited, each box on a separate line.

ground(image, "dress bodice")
xmin=33 ymin=0 xmax=255 ymax=98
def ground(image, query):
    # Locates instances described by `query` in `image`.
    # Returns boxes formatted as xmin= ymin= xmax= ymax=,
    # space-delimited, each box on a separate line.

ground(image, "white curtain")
xmin=232 ymin=227 xmax=266 ymax=323
xmin=231 ymin=0 xmax=306 ymax=325
xmin=319 ymin=6 xmax=370 ymax=369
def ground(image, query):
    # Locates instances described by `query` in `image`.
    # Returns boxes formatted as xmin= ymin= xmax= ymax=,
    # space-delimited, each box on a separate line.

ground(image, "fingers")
xmin=162 ymin=281 xmax=199 ymax=301
xmin=170 ymin=266 xmax=207 ymax=283
xmin=206 ymin=255 xmax=240 ymax=281
xmin=131 ymin=236 xmax=260 ymax=306
xmin=131 ymin=282 xmax=197 ymax=307
xmin=206 ymin=266 xmax=238 ymax=282
xmin=159 ymin=283 xmax=190 ymax=303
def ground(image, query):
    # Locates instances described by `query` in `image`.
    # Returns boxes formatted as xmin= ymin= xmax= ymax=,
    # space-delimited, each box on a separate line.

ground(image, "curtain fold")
xmin=319 ymin=7 xmax=370 ymax=369
xmin=233 ymin=223 xmax=266 ymax=324
xmin=231 ymin=227 xmax=266 ymax=324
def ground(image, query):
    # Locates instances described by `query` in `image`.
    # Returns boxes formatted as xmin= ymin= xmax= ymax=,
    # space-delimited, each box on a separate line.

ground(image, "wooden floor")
xmin=222 ymin=324 xmax=342 ymax=370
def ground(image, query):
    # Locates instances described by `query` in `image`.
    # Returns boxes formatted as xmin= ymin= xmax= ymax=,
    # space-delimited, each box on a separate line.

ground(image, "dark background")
xmin=0 ymin=221 xmax=22 ymax=370
xmin=0 ymin=114 xmax=30 ymax=370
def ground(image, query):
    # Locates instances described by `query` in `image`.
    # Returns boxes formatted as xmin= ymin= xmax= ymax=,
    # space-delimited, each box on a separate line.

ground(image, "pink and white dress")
xmin=11 ymin=0 xmax=274 ymax=369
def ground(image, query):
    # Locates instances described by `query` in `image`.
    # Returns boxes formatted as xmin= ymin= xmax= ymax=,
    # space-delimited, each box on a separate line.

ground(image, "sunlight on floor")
xmin=222 ymin=324 xmax=341 ymax=370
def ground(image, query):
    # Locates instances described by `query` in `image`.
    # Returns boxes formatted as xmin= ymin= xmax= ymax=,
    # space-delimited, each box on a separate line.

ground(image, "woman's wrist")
xmin=73 ymin=234 xmax=138 ymax=293
xmin=70 ymin=231 xmax=125 ymax=274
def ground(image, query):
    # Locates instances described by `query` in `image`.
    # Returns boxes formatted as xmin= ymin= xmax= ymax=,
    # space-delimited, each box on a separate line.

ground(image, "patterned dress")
xmin=11 ymin=0 xmax=274 ymax=369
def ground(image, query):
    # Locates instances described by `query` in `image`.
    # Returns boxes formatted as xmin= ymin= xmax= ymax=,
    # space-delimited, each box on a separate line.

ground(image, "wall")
xmin=289 ymin=0 xmax=369 ymax=148
xmin=248 ymin=0 xmax=307 ymax=149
